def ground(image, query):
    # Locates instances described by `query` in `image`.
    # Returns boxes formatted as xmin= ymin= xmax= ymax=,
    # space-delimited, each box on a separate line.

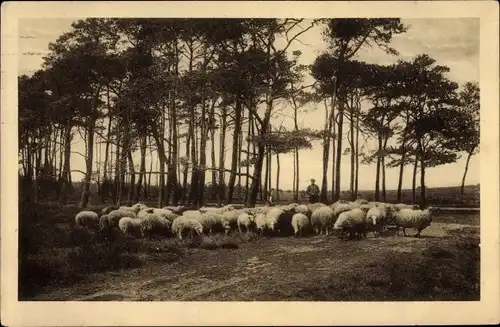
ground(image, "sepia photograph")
xmin=2 ymin=1 xmax=499 ymax=326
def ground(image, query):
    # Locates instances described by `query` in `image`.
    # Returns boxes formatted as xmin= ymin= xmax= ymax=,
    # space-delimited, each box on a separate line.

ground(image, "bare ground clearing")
xmin=28 ymin=216 xmax=480 ymax=301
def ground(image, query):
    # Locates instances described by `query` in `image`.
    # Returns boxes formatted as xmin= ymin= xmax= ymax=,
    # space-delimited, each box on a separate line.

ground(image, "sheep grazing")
xmin=354 ymin=198 xmax=369 ymax=205
xmin=118 ymin=217 xmax=142 ymax=237
xmin=393 ymin=203 xmax=420 ymax=211
xmin=331 ymin=202 xmax=352 ymax=218
xmin=365 ymin=206 xmax=387 ymax=236
xmin=310 ymin=206 xmax=336 ymax=235
xmin=220 ymin=210 xmax=240 ymax=234
xmin=294 ymin=204 xmax=312 ymax=218
xmin=254 ymin=213 xmax=267 ymax=235
xmin=307 ymin=202 xmax=327 ymax=215
xmin=275 ymin=209 xmax=296 ymax=236
xmin=108 ymin=209 xmax=137 ymax=227
xmin=237 ymin=212 xmax=255 ymax=233
xmin=198 ymin=211 xmax=224 ymax=235
xmin=163 ymin=205 xmax=188 ymax=215
xmin=265 ymin=207 xmax=284 ymax=233
xmin=392 ymin=207 xmax=435 ymax=237
xmin=199 ymin=204 xmax=234 ymax=214
xmin=137 ymin=208 xmax=154 ymax=220
xmin=140 ymin=214 xmax=172 ymax=238
xmin=291 ymin=213 xmax=310 ymax=237
xmin=101 ymin=206 xmax=119 ymax=215
xmin=75 ymin=211 xmax=99 ymax=228
xmin=183 ymin=210 xmax=203 ymax=219
xmin=252 ymin=205 xmax=272 ymax=215
xmin=151 ymin=208 xmax=177 ymax=222
xmin=359 ymin=204 xmax=372 ymax=213
xmin=333 ymin=208 xmax=367 ymax=240
xmin=99 ymin=214 xmax=111 ymax=231
xmin=171 ymin=216 xmax=204 ymax=240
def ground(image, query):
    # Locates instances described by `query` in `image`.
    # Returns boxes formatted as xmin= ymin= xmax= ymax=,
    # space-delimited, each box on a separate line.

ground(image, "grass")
xmin=260 ymin=234 xmax=480 ymax=301
xmin=18 ymin=202 xmax=261 ymax=298
xmin=18 ymin=201 xmax=480 ymax=301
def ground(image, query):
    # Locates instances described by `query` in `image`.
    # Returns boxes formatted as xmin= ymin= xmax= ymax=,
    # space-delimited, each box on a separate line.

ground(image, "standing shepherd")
xmin=268 ymin=188 xmax=275 ymax=206
xmin=306 ymin=178 xmax=320 ymax=204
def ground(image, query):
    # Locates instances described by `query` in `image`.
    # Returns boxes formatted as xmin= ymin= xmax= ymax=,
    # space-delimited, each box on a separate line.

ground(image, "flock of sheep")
xmin=74 ymin=199 xmax=437 ymax=241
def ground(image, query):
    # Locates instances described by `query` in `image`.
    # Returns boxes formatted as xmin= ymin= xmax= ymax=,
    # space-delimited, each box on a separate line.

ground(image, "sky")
xmin=17 ymin=18 xmax=480 ymax=191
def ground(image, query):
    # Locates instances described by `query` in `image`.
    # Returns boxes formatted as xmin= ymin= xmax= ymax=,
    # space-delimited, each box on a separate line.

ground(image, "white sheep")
xmin=392 ymin=207 xmax=435 ymax=237
xmin=393 ymin=203 xmax=420 ymax=211
xmin=198 ymin=211 xmax=224 ymax=235
xmin=108 ymin=209 xmax=137 ymax=227
xmin=199 ymin=204 xmax=234 ymax=214
xmin=354 ymin=198 xmax=369 ymax=205
xmin=75 ymin=211 xmax=99 ymax=228
xmin=101 ymin=206 xmax=119 ymax=215
xmin=254 ymin=213 xmax=267 ymax=235
xmin=220 ymin=210 xmax=241 ymax=234
xmin=171 ymin=216 xmax=204 ymax=240
xmin=237 ymin=212 xmax=255 ymax=233
xmin=140 ymin=214 xmax=172 ymax=237
xmin=163 ymin=205 xmax=188 ymax=215
xmin=182 ymin=210 xmax=203 ymax=219
xmin=333 ymin=208 xmax=368 ymax=240
xmin=310 ymin=206 xmax=336 ymax=235
xmin=294 ymin=204 xmax=312 ymax=217
xmin=365 ymin=206 xmax=387 ymax=236
xmin=307 ymin=202 xmax=327 ymax=214
xmin=251 ymin=205 xmax=272 ymax=215
xmin=119 ymin=205 xmax=140 ymax=214
xmin=331 ymin=202 xmax=352 ymax=218
xmin=291 ymin=213 xmax=310 ymax=237
xmin=359 ymin=204 xmax=372 ymax=213
xmin=265 ymin=207 xmax=284 ymax=233
xmin=152 ymin=208 xmax=177 ymax=222
xmin=99 ymin=214 xmax=111 ymax=231
xmin=137 ymin=208 xmax=154 ymax=220
xmin=118 ymin=217 xmax=142 ymax=237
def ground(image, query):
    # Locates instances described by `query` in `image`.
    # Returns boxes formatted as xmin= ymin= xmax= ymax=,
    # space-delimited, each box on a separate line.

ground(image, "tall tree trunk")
xmin=320 ymin=99 xmax=331 ymax=203
xmin=263 ymin=148 xmax=269 ymax=202
xmin=101 ymin=116 xmax=113 ymax=203
xmin=412 ymin=155 xmax=418 ymax=204
xmin=419 ymin=142 xmax=426 ymax=208
xmin=146 ymin=143 xmax=153 ymax=200
xmin=197 ymin=98 xmax=209 ymax=207
xmin=188 ymin=107 xmax=198 ymax=205
xmin=397 ymin=145 xmax=406 ymax=203
xmin=246 ymin=94 xmax=273 ymax=207
xmin=349 ymin=101 xmax=355 ymax=200
xmin=218 ymin=106 xmax=227 ymax=205
xmin=381 ymin=136 xmax=388 ymax=202
xmin=275 ymin=153 xmax=280 ymax=201
xmin=237 ymin=110 xmax=244 ymax=200
xmin=374 ymin=135 xmax=382 ymax=201
xmin=182 ymin=126 xmax=191 ymax=205
xmin=127 ymin=148 xmax=135 ymax=204
xmin=113 ymin=122 xmax=121 ymax=204
xmin=152 ymin=128 xmax=167 ymax=208
xmin=226 ymin=98 xmax=242 ymax=204
xmin=79 ymin=115 xmax=97 ymax=209
xmin=245 ymin=112 xmax=252 ymax=202
xmin=354 ymin=106 xmax=360 ymax=197
xmin=59 ymin=125 xmax=72 ymax=204
xmin=210 ymin=125 xmax=217 ymax=202
xmin=334 ymin=94 xmax=344 ymax=202
xmin=460 ymin=149 xmax=474 ymax=202
xmin=293 ymin=148 xmax=297 ymax=201
xmin=135 ymin=135 xmax=146 ymax=202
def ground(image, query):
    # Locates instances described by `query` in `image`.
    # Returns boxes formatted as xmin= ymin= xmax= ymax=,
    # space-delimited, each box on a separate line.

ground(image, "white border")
xmin=2 ymin=1 xmax=499 ymax=326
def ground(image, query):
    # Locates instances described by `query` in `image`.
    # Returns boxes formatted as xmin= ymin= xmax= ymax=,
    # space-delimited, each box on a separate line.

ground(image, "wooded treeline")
xmin=18 ymin=18 xmax=479 ymax=209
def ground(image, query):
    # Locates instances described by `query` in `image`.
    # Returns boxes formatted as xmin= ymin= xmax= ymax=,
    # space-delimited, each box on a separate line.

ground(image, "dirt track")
xmin=31 ymin=220 xmax=480 ymax=301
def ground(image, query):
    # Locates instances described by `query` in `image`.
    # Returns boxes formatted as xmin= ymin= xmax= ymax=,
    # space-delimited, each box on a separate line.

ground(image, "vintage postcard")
xmin=1 ymin=1 xmax=499 ymax=326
